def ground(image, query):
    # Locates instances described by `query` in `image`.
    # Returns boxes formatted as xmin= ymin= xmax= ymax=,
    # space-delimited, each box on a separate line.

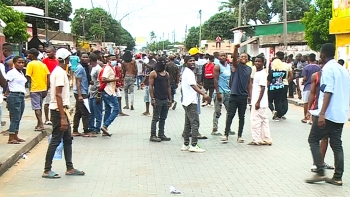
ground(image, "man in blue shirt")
xmin=72 ymin=52 xmax=92 ymax=137
xmin=306 ymin=43 xmax=350 ymax=186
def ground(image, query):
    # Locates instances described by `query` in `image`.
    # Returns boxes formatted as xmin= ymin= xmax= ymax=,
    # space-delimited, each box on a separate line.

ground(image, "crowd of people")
xmin=0 ymin=42 xmax=349 ymax=185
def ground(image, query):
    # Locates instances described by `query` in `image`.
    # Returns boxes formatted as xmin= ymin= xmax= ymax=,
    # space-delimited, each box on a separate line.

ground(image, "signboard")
xmin=333 ymin=0 xmax=350 ymax=18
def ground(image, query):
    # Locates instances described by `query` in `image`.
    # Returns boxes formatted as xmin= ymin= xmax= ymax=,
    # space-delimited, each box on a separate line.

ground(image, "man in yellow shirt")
xmin=26 ymin=48 xmax=50 ymax=131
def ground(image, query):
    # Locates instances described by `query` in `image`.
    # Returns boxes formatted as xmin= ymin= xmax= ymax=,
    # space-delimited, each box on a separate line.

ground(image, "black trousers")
xmin=224 ymin=95 xmax=247 ymax=137
xmin=73 ymin=93 xmax=90 ymax=133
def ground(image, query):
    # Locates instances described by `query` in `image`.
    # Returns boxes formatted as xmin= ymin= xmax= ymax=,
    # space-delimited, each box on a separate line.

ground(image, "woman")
xmin=7 ymin=56 xmax=27 ymax=144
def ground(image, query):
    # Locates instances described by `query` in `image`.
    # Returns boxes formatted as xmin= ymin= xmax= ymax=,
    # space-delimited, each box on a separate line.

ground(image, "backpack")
xmin=204 ymin=62 xmax=214 ymax=79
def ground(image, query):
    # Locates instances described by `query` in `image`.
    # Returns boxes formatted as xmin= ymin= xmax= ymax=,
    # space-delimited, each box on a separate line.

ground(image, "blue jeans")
xmin=7 ymin=92 xmax=25 ymax=134
xmin=102 ymin=92 xmax=119 ymax=128
xmin=137 ymin=75 xmax=144 ymax=89
xmin=89 ymin=97 xmax=103 ymax=132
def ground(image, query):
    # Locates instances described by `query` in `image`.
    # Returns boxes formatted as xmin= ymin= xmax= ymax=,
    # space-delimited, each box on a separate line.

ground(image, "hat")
xmin=71 ymin=49 xmax=77 ymax=54
xmin=56 ymin=48 xmax=71 ymax=60
xmin=188 ymin=47 xmax=199 ymax=56
xmin=136 ymin=54 xmax=142 ymax=59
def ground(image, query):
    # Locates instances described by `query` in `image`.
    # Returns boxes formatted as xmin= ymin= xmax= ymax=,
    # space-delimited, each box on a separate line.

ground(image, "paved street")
xmin=0 ymin=89 xmax=350 ymax=197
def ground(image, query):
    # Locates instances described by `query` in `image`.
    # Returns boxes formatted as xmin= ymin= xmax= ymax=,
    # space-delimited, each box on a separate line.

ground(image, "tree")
xmin=0 ymin=2 xmax=29 ymax=43
xmin=301 ymin=0 xmax=334 ymax=51
xmin=202 ymin=11 xmax=237 ymax=40
xmin=185 ymin=26 xmax=200 ymax=49
xmin=271 ymin=0 xmax=311 ymax=21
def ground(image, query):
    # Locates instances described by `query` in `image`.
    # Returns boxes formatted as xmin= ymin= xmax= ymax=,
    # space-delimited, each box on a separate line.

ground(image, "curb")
xmin=287 ymin=99 xmax=303 ymax=107
xmin=0 ymin=130 xmax=49 ymax=176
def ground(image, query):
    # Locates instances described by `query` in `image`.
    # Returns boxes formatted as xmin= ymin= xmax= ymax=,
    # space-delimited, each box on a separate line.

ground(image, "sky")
xmin=70 ymin=0 xmax=222 ymax=44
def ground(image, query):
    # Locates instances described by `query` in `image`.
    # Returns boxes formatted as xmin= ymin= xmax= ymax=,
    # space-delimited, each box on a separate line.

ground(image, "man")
xmin=301 ymin=53 xmax=320 ymax=123
xmin=136 ymin=54 xmax=145 ymax=90
xmin=42 ymin=46 xmax=58 ymax=125
xmin=165 ymin=55 xmax=180 ymax=110
xmin=149 ymin=57 xmax=172 ymax=142
xmin=195 ymin=53 xmax=207 ymax=84
xmin=181 ymin=56 xmax=210 ymax=153
xmin=115 ymin=55 xmax=128 ymax=116
xmin=306 ymin=43 xmax=350 ymax=186
xmin=121 ymin=50 xmax=137 ymax=110
xmin=37 ymin=44 xmax=47 ymax=60
xmin=43 ymin=48 xmax=85 ymax=179
xmin=69 ymin=49 xmax=80 ymax=87
xmin=72 ymin=53 xmax=91 ymax=137
xmin=141 ymin=53 xmax=157 ymax=116
xmin=26 ymin=48 xmax=50 ymax=132
xmin=222 ymin=45 xmax=252 ymax=143
xmin=88 ymin=53 xmax=103 ymax=134
xmin=216 ymin=35 xmax=222 ymax=48
xmin=100 ymin=55 xmax=119 ymax=136
xmin=212 ymin=52 xmax=231 ymax=136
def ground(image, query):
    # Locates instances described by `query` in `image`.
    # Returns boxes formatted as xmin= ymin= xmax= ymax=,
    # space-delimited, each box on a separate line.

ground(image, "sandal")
xmin=8 ymin=140 xmax=20 ymax=144
xmin=247 ymin=141 xmax=260 ymax=145
xmin=101 ymin=127 xmax=112 ymax=137
xmin=72 ymin=132 xmax=82 ymax=137
xmin=82 ymin=133 xmax=97 ymax=137
xmin=16 ymin=138 xmax=26 ymax=142
xmin=42 ymin=171 xmax=61 ymax=179
xmin=65 ymin=169 xmax=85 ymax=176
xmin=34 ymin=127 xmax=46 ymax=132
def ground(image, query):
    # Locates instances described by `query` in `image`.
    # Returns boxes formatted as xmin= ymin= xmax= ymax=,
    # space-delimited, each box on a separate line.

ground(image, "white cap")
xmin=71 ymin=49 xmax=77 ymax=54
xmin=56 ymin=48 xmax=71 ymax=61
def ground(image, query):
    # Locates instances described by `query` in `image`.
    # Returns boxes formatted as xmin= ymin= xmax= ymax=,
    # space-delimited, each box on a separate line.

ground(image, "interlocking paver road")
xmin=0 ymin=89 xmax=350 ymax=197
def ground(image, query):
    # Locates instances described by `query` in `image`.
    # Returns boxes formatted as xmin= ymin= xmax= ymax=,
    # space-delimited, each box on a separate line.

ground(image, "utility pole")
xmin=45 ymin=0 xmax=49 ymax=45
xmin=238 ymin=0 xmax=242 ymax=26
xmin=173 ymin=29 xmax=175 ymax=43
xmin=283 ymin=0 xmax=288 ymax=51
xmin=162 ymin=32 xmax=165 ymax=50
xmin=199 ymin=10 xmax=202 ymax=47
xmin=185 ymin=24 xmax=187 ymax=40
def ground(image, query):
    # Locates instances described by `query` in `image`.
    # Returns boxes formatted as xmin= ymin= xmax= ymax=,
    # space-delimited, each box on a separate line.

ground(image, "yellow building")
xmin=329 ymin=0 xmax=350 ymax=68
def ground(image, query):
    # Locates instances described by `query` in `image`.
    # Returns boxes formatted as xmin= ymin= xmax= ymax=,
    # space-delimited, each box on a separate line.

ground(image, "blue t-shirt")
xmin=218 ymin=62 xmax=231 ymax=93
xmin=230 ymin=64 xmax=251 ymax=96
xmin=73 ymin=64 xmax=89 ymax=95
xmin=301 ymin=64 xmax=320 ymax=91
xmin=70 ymin=55 xmax=80 ymax=72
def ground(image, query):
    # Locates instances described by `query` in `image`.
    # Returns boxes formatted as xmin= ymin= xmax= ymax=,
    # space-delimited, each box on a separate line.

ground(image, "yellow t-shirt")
xmin=26 ymin=60 xmax=50 ymax=92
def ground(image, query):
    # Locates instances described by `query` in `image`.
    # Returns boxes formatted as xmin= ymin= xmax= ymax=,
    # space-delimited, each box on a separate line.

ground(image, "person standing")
xmin=165 ymin=55 xmax=180 ymax=110
xmin=69 ymin=50 xmax=80 ymax=88
xmin=88 ymin=53 xmax=103 ymax=134
xmin=136 ymin=54 xmax=145 ymax=90
xmin=222 ymin=45 xmax=252 ymax=143
xmin=141 ymin=54 xmax=156 ymax=116
xmin=43 ymin=48 xmax=85 ymax=179
xmin=201 ymin=55 xmax=215 ymax=107
xmin=115 ymin=56 xmax=128 ymax=116
xmin=42 ymin=46 xmax=58 ymax=126
xmin=216 ymin=35 xmax=222 ymax=48
xmin=122 ymin=50 xmax=137 ymax=110
xmin=72 ymin=53 xmax=92 ymax=137
xmin=26 ymin=48 xmax=50 ymax=132
xmin=306 ymin=43 xmax=350 ymax=186
xmin=149 ymin=58 xmax=172 ymax=142
xmin=248 ymin=55 xmax=272 ymax=145
xmin=180 ymin=56 xmax=210 ymax=153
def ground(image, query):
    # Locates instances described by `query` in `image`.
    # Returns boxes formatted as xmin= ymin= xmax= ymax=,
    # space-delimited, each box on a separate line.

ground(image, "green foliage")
xmin=271 ymin=0 xmax=312 ymax=21
xmin=185 ymin=26 xmax=200 ymax=49
xmin=202 ymin=11 xmax=236 ymax=40
xmin=0 ymin=2 xmax=29 ymax=43
xmin=0 ymin=0 xmax=14 ymax=5
xmin=301 ymin=0 xmax=334 ymax=51
xmin=147 ymin=39 xmax=173 ymax=52
xmin=71 ymin=7 xmax=135 ymax=50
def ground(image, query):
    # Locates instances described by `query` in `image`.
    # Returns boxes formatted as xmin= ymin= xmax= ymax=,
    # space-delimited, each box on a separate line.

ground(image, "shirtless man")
xmin=121 ymin=51 xmax=137 ymax=110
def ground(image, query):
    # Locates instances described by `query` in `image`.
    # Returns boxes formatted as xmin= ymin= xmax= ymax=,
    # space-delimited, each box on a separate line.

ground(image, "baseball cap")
xmin=56 ymin=48 xmax=71 ymax=61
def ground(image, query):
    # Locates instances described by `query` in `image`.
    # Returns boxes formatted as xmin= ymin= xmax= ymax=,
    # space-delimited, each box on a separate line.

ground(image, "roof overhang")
xmin=11 ymin=6 xmax=44 ymax=16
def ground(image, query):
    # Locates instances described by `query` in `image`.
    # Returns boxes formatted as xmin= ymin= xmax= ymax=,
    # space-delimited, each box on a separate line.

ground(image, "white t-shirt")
xmin=7 ymin=68 xmax=27 ymax=93
xmin=0 ymin=63 xmax=7 ymax=102
xmin=181 ymin=67 xmax=198 ymax=106
xmin=102 ymin=65 xmax=116 ymax=96
xmin=49 ymin=66 xmax=70 ymax=109
xmin=136 ymin=59 xmax=143 ymax=76
xmin=252 ymin=70 xmax=268 ymax=108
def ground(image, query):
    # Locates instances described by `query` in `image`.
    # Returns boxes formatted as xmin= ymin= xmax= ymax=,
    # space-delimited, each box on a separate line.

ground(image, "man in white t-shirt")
xmin=180 ymin=56 xmax=210 ymax=153
xmin=249 ymin=55 xmax=272 ymax=145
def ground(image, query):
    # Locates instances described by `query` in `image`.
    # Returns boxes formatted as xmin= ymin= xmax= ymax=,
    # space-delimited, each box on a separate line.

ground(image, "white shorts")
xmin=44 ymin=89 xmax=51 ymax=105
xmin=301 ymin=91 xmax=310 ymax=103
xmin=116 ymin=88 xmax=122 ymax=97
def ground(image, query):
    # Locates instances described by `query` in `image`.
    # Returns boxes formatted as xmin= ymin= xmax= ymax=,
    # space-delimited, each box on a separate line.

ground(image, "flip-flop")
xmin=101 ymin=127 xmax=112 ymax=137
xmin=8 ymin=140 xmax=20 ymax=144
xmin=72 ymin=132 xmax=82 ymax=137
xmin=34 ymin=127 xmax=46 ymax=132
xmin=65 ymin=169 xmax=85 ymax=176
xmin=42 ymin=171 xmax=61 ymax=179
xmin=82 ymin=133 xmax=97 ymax=137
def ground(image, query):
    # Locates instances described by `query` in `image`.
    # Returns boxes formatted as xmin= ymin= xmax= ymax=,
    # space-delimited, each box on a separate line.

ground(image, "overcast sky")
xmin=71 ymin=0 xmax=222 ymax=42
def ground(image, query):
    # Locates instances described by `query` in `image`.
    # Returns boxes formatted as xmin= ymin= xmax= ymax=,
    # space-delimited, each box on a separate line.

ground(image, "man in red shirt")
xmin=42 ymin=46 xmax=58 ymax=125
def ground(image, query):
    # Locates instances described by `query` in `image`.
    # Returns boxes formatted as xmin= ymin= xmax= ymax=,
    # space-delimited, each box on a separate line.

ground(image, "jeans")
xmin=124 ymin=76 xmax=136 ymax=107
xmin=308 ymin=117 xmax=344 ymax=179
xmin=89 ymin=97 xmax=103 ymax=132
xmin=216 ymin=42 xmax=221 ymax=48
xmin=224 ymin=95 xmax=248 ymax=137
xmin=150 ymin=99 xmax=169 ymax=136
xmin=281 ymin=86 xmax=289 ymax=116
xmin=7 ymin=92 xmax=25 ymax=134
xmin=183 ymin=104 xmax=200 ymax=146
xmin=137 ymin=75 xmax=144 ymax=89
xmin=44 ymin=110 xmax=73 ymax=172
xmin=268 ymin=89 xmax=283 ymax=118
xmin=170 ymin=83 xmax=177 ymax=103
xmin=213 ymin=93 xmax=230 ymax=132
xmin=102 ymin=91 xmax=119 ymax=128
xmin=73 ymin=94 xmax=90 ymax=133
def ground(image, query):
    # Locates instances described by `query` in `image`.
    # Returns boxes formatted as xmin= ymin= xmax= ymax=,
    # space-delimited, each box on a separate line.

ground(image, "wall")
xmin=254 ymin=21 xmax=305 ymax=36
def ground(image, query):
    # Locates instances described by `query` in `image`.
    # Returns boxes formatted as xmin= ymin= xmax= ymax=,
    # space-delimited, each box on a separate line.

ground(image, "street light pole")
xmin=283 ymin=0 xmax=288 ymax=51
xmin=45 ymin=0 xmax=49 ymax=45
xmin=199 ymin=10 xmax=202 ymax=48
xmin=238 ymin=0 xmax=242 ymax=26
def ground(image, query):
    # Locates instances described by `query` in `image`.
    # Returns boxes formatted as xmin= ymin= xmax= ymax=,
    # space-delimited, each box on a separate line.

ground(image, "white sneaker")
xmin=188 ymin=145 xmax=205 ymax=153
xmin=181 ymin=144 xmax=190 ymax=151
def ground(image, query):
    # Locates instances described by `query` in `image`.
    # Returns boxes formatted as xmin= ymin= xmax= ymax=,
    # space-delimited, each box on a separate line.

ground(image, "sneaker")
xmin=159 ymin=135 xmax=171 ymax=141
xmin=305 ymin=174 xmax=327 ymax=184
xmin=150 ymin=136 xmax=161 ymax=142
xmin=221 ymin=136 xmax=228 ymax=142
xmin=188 ymin=145 xmax=205 ymax=153
xmin=325 ymin=178 xmax=343 ymax=186
xmin=281 ymin=116 xmax=287 ymax=120
xmin=311 ymin=165 xmax=317 ymax=172
xmin=201 ymin=102 xmax=208 ymax=107
xmin=45 ymin=121 xmax=52 ymax=125
xmin=172 ymin=101 xmax=177 ymax=110
xmin=181 ymin=144 xmax=190 ymax=151
xmin=273 ymin=117 xmax=281 ymax=122
xmin=211 ymin=131 xmax=222 ymax=136
xmin=237 ymin=137 xmax=245 ymax=143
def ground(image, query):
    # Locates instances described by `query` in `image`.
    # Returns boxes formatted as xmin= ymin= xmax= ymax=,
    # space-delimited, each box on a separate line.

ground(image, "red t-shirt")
xmin=42 ymin=57 xmax=58 ymax=73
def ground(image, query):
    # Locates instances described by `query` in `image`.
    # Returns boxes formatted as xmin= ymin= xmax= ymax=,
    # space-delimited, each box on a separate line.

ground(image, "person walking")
xmin=149 ymin=58 xmax=172 ymax=142
xmin=43 ymin=48 xmax=85 ymax=178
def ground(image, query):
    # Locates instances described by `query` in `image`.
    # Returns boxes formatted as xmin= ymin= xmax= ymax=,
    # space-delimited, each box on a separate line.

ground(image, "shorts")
xmin=144 ymin=86 xmax=150 ymax=103
xmin=301 ymin=91 xmax=310 ymax=103
xmin=44 ymin=89 xmax=51 ymax=105
xmin=30 ymin=91 xmax=45 ymax=110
